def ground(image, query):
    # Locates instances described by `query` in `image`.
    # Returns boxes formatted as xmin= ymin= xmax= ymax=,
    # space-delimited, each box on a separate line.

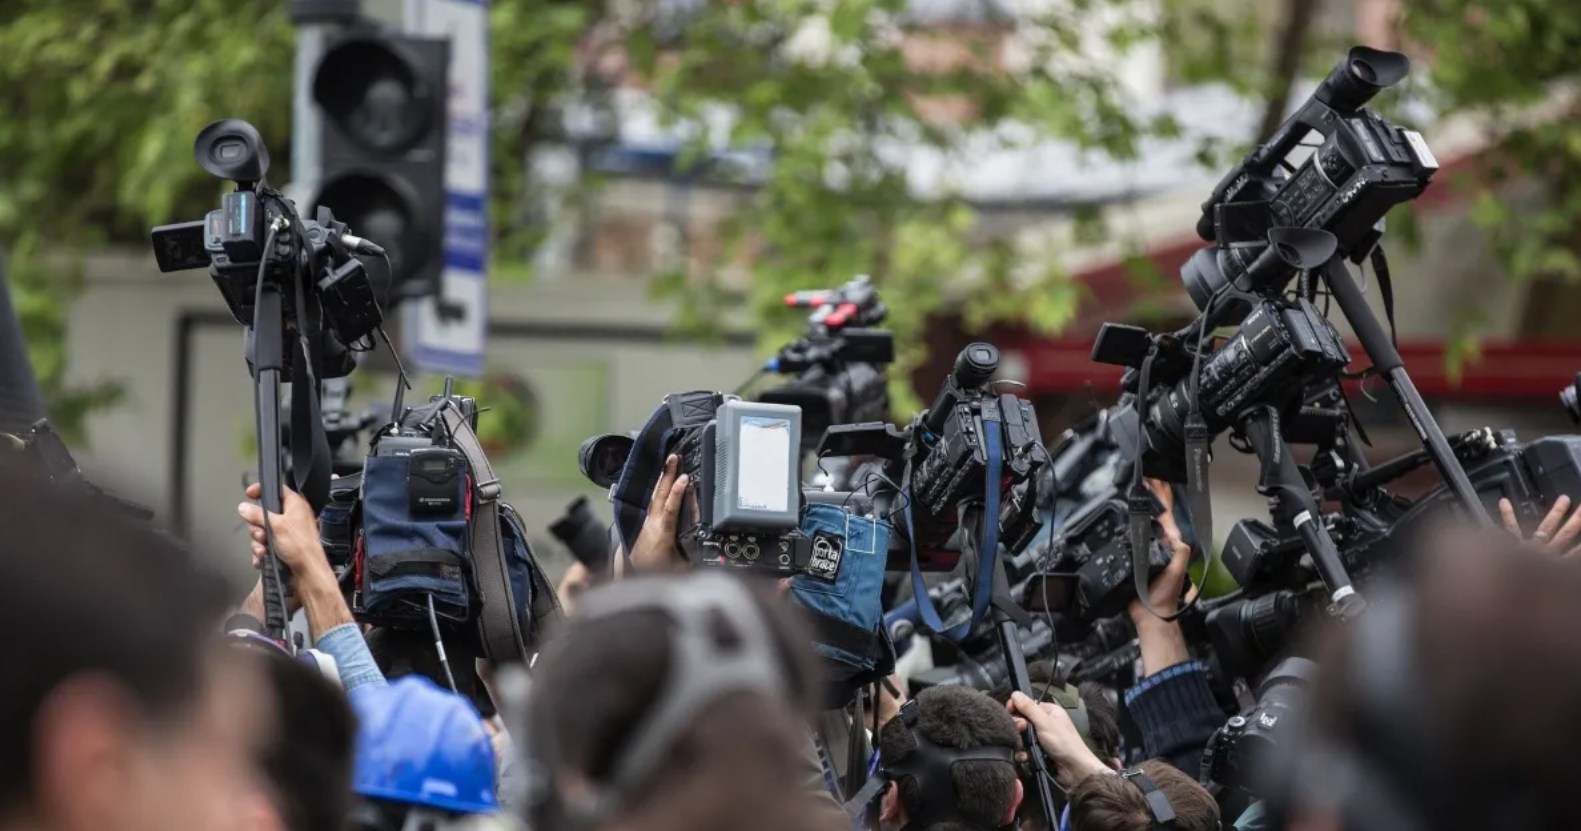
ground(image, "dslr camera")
xmin=1202 ymin=657 xmax=1316 ymax=796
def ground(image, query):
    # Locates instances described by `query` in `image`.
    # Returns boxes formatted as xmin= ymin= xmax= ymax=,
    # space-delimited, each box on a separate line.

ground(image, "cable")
xmin=427 ymin=593 xmax=460 ymax=694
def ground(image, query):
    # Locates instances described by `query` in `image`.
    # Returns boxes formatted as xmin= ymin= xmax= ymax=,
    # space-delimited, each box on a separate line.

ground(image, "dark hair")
xmin=366 ymin=627 xmax=495 ymax=718
xmin=250 ymin=652 xmax=359 ymax=831
xmin=0 ymin=473 xmax=231 ymax=812
xmin=877 ymin=685 xmax=1022 ymax=831
xmin=990 ymin=660 xmax=1121 ymax=762
xmin=528 ymin=574 xmax=836 ymax=831
xmin=1068 ymin=759 xmax=1219 ymax=831
xmin=1295 ymin=530 xmax=1581 ymax=831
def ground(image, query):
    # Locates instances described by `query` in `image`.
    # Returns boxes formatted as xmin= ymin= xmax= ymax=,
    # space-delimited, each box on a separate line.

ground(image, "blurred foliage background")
xmin=0 ymin=0 xmax=1577 ymax=440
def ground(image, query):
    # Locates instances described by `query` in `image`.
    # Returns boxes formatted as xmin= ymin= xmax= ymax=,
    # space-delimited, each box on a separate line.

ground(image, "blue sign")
xmin=407 ymin=0 xmax=489 ymax=378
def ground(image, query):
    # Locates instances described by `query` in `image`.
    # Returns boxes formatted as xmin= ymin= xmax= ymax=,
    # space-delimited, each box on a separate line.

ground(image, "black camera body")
xmin=150 ymin=120 xmax=383 ymax=377
xmin=815 ymin=344 xmax=1048 ymax=572
xmin=550 ymin=496 xmax=614 ymax=577
xmin=760 ymin=276 xmax=894 ymax=446
xmin=1196 ymin=47 xmax=1433 ymax=253
xmin=1202 ymin=657 xmax=1317 ymax=795
xmin=1395 ymin=430 xmax=1581 ymax=536
xmin=1096 ymin=296 xmax=1351 ymax=484
xmin=1034 ymin=496 xmax=1171 ymax=638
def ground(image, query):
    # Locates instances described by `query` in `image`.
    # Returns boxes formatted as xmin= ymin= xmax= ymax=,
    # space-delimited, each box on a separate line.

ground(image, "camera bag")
xmin=353 ymin=399 xmax=560 ymax=667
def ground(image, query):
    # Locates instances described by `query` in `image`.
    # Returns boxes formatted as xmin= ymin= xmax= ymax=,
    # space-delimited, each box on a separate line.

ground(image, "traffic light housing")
xmin=312 ymin=31 xmax=449 ymax=305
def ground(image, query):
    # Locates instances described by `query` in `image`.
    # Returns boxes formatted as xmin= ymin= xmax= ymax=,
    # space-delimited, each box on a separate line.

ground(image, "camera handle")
xmin=1319 ymin=256 xmax=1491 ymax=525
xmin=251 ymin=275 xmax=292 ymax=641
xmin=1239 ymin=406 xmax=1365 ymax=620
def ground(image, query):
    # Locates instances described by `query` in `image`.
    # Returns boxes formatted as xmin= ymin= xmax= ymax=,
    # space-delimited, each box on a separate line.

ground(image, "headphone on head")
xmin=516 ymin=572 xmax=792 ymax=831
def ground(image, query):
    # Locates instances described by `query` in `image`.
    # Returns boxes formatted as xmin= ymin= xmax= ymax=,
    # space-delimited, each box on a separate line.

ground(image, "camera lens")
xmin=577 ymin=434 xmax=635 ymax=489
xmin=1562 ymin=375 xmax=1581 ymax=425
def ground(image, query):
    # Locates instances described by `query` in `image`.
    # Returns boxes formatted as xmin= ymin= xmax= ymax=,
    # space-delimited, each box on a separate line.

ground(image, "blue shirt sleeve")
xmin=315 ymin=623 xmax=388 ymax=692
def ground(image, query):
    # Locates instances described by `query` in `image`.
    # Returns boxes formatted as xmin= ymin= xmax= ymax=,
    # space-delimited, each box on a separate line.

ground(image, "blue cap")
xmin=349 ymin=677 xmax=500 ymax=814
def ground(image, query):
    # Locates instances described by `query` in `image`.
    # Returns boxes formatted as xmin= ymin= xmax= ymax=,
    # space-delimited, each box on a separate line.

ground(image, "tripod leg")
xmin=1321 ymin=258 xmax=1491 ymax=525
xmin=1240 ymin=407 xmax=1365 ymax=619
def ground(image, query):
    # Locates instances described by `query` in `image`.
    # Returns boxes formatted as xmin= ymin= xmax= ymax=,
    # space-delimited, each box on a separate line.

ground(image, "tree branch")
xmin=1255 ymin=0 xmax=1320 ymax=144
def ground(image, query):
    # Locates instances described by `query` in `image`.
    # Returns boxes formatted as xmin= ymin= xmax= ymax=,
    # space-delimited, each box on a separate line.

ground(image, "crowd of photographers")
xmin=9 ymin=401 xmax=1581 ymax=831
xmin=13 ymin=39 xmax=1581 ymax=831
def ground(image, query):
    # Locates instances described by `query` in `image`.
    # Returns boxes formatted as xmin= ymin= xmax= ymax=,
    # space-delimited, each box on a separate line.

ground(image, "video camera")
xmin=148 ymin=118 xmax=391 ymax=639
xmin=1093 ymin=290 xmax=1351 ymax=485
xmin=549 ymin=496 xmax=615 ymax=578
xmin=758 ymin=275 xmax=895 ymax=447
xmin=150 ymin=120 xmax=384 ymax=377
xmin=820 ymin=343 xmax=1047 ymax=572
xmin=1193 ymin=47 xmax=1436 ymax=286
xmin=593 ymin=393 xmax=812 ymax=574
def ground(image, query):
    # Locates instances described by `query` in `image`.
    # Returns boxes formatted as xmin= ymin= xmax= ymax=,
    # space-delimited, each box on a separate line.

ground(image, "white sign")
xmin=407 ymin=0 xmax=489 ymax=378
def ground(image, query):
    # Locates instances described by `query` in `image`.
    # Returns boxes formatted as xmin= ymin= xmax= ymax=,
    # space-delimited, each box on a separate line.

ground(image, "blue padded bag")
xmin=791 ymin=503 xmax=896 ymax=709
xmin=359 ymin=454 xmax=471 ymax=620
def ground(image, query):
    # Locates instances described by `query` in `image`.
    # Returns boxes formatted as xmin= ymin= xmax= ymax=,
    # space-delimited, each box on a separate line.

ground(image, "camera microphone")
xmin=340 ymin=233 xmax=386 ymax=257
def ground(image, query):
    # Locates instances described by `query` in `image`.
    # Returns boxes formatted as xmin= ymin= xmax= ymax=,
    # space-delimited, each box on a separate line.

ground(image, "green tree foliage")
xmin=612 ymin=0 xmax=1172 ymax=405
xmin=1405 ymin=1 xmax=1581 ymax=287
xmin=0 ymin=0 xmax=294 ymax=441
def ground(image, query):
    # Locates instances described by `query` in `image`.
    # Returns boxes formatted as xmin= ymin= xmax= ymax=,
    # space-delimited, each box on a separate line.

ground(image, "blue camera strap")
xmin=904 ymin=417 xmax=1003 ymax=643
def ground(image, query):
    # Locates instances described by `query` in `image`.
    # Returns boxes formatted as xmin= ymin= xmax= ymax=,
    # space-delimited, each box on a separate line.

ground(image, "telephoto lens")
xmin=549 ymin=496 xmax=614 ymax=576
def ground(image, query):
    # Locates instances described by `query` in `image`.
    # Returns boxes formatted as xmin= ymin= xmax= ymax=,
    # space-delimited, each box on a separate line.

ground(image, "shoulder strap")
xmin=440 ymin=406 xmax=527 ymax=665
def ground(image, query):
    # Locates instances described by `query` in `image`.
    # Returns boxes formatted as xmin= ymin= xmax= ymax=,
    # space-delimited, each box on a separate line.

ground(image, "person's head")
xmin=347 ymin=676 xmax=498 ymax=831
xmin=991 ymin=661 xmax=1122 ymax=767
xmin=523 ymin=571 xmax=828 ymax=831
xmin=1066 ymin=759 xmax=1219 ymax=831
xmin=232 ymin=642 xmax=358 ymax=831
xmin=1277 ymin=528 xmax=1581 ymax=831
xmin=875 ymin=685 xmax=1025 ymax=831
xmin=367 ymin=627 xmax=495 ymax=718
xmin=0 ymin=472 xmax=258 ymax=831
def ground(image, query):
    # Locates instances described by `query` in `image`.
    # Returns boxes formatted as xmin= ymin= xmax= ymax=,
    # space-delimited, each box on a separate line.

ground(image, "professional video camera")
xmin=593 ymin=393 xmax=812 ymax=574
xmin=821 ymin=343 xmax=1047 ymax=572
xmin=758 ymin=275 xmax=895 ymax=447
xmin=1201 ymin=657 xmax=1316 ymax=796
xmin=823 ymin=342 xmax=1064 ymax=821
xmin=0 ymin=419 xmax=153 ymax=520
xmin=148 ymin=119 xmax=388 ymax=639
xmin=1187 ymin=45 xmax=1489 ymax=527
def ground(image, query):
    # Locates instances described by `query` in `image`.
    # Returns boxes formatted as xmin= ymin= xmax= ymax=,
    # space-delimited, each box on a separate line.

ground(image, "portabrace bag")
xmin=359 ymin=453 xmax=472 ymax=620
xmin=791 ymin=503 xmax=896 ymax=708
xmin=350 ymin=395 xmax=561 ymax=666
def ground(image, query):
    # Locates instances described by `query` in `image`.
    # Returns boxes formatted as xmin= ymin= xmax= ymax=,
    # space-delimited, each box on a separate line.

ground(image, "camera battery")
xmin=407 ymin=447 xmax=466 ymax=516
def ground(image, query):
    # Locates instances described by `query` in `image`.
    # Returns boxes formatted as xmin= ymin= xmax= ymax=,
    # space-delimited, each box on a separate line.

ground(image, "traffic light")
xmin=312 ymin=30 xmax=449 ymax=305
